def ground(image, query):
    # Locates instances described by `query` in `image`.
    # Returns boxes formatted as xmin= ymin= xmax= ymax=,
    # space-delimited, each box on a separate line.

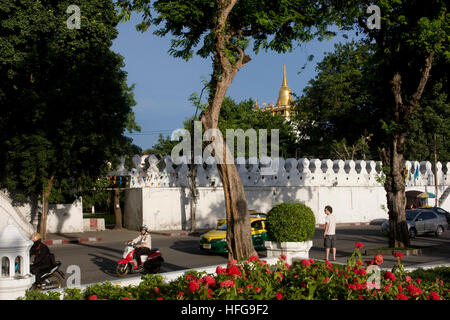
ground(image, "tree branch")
xmin=409 ymin=51 xmax=434 ymax=109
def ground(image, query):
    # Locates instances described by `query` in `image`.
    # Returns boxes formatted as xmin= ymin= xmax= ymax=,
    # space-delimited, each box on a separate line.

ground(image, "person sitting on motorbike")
xmin=126 ymin=225 xmax=152 ymax=270
xmin=29 ymin=233 xmax=54 ymax=288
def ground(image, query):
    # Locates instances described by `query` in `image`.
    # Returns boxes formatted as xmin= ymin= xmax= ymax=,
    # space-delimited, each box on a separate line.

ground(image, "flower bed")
xmin=21 ymin=243 xmax=450 ymax=300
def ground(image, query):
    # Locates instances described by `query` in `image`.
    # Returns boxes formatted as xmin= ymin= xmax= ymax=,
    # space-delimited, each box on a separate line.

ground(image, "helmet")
xmin=139 ymin=225 xmax=148 ymax=232
xmin=31 ymin=233 xmax=41 ymax=241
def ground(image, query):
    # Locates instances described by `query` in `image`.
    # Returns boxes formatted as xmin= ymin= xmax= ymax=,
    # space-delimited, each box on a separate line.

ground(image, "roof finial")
xmin=276 ymin=64 xmax=293 ymax=107
xmin=282 ymin=64 xmax=288 ymax=87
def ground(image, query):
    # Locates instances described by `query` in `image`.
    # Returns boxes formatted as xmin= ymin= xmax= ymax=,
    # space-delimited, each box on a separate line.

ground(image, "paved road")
xmin=50 ymin=230 xmax=229 ymax=286
xmin=49 ymin=225 xmax=450 ymax=288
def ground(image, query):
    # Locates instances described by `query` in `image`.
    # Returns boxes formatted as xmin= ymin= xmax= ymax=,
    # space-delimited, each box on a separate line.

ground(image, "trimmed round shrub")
xmin=266 ymin=202 xmax=316 ymax=242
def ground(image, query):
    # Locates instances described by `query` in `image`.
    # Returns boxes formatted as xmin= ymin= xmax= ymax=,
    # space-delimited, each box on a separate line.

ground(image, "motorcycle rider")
xmin=127 ymin=225 xmax=152 ymax=270
xmin=29 ymin=233 xmax=53 ymax=288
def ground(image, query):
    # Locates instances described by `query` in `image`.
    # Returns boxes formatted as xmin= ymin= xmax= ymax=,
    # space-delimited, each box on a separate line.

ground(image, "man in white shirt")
xmin=323 ymin=205 xmax=336 ymax=261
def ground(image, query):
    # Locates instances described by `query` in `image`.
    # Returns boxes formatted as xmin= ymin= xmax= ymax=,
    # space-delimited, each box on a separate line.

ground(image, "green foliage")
xmin=218 ymin=97 xmax=298 ymax=159
xmin=62 ymin=288 xmax=83 ymax=300
xmin=266 ymin=202 xmax=316 ymax=242
xmin=407 ymin=267 xmax=450 ymax=285
xmin=0 ymin=0 xmax=141 ymax=206
xmin=20 ymin=289 xmax=61 ymax=300
xmin=82 ymin=281 xmax=133 ymax=300
xmin=21 ymin=253 xmax=450 ymax=300
xmin=295 ymin=39 xmax=450 ymax=162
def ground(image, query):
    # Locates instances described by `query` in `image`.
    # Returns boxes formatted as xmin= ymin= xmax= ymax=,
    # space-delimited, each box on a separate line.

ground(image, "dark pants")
xmin=324 ymin=235 xmax=336 ymax=249
xmin=134 ymin=247 xmax=151 ymax=266
xmin=30 ymin=264 xmax=51 ymax=284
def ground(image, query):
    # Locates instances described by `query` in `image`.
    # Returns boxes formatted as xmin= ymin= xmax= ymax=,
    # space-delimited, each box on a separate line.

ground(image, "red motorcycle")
xmin=116 ymin=243 xmax=164 ymax=277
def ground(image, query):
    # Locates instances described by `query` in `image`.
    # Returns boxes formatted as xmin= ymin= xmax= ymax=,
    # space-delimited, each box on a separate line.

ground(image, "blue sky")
xmin=111 ymin=14 xmax=357 ymax=150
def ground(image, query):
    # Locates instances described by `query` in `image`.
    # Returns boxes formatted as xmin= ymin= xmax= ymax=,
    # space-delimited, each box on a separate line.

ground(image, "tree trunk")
xmin=381 ymin=134 xmax=410 ymax=248
xmin=201 ymin=77 xmax=257 ymax=260
xmin=40 ymin=174 xmax=55 ymax=240
xmin=198 ymin=0 xmax=256 ymax=261
xmin=113 ymin=188 xmax=123 ymax=230
xmin=382 ymin=52 xmax=434 ymax=248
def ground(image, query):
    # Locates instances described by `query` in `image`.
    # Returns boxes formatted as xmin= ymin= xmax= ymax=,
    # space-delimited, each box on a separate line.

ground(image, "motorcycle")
xmin=116 ymin=243 xmax=164 ymax=277
xmin=31 ymin=261 xmax=65 ymax=290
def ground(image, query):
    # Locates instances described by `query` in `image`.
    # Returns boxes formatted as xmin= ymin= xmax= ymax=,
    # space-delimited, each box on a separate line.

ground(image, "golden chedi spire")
xmin=253 ymin=99 xmax=259 ymax=111
xmin=276 ymin=64 xmax=294 ymax=107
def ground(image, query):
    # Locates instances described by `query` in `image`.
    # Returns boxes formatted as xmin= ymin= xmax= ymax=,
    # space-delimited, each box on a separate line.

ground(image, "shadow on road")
xmin=88 ymin=253 xmax=118 ymax=277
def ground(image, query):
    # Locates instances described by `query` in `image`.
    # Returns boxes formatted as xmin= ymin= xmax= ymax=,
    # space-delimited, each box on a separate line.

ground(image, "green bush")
xmin=265 ymin=202 xmax=316 ymax=242
xmin=407 ymin=267 xmax=450 ymax=284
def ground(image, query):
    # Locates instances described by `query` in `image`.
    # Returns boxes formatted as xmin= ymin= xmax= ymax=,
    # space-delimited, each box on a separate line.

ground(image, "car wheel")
xmin=409 ymin=228 xmax=417 ymax=239
xmin=435 ymin=226 xmax=444 ymax=237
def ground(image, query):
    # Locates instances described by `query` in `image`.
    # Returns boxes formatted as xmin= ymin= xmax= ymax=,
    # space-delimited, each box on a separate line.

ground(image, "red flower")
xmin=358 ymin=295 xmax=364 ymax=300
xmin=275 ymin=272 xmax=284 ymax=282
xmin=227 ymin=259 xmax=237 ymax=266
xmin=188 ymin=280 xmax=200 ymax=293
xmin=415 ymin=278 xmax=422 ymax=284
xmin=186 ymin=273 xmax=197 ymax=281
xmin=216 ymin=266 xmax=226 ymax=274
xmin=301 ymin=259 xmax=311 ymax=266
xmin=429 ymin=291 xmax=440 ymax=300
xmin=394 ymin=252 xmax=404 ymax=259
xmin=88 ymin=295 xmax=98 ymax=300
xmin=384 ymin=271 xmax=396 ymax=282
xmin=246 ymin=284 xmax=253 ymax=290
xmin=396 ymin=294 xmax=408 ymax=300
xmin=355 ymin=268 xmax=367 ymax=276
xmin=309 ymin=259 xmax=315 ymax=264
xmin=405 ymin=275 xmax=412 ymax=283
xmin=406 ymin=284 xmax=422 ymax=297
xmin=279 ymin=254 xmax=287 ymax=261
xmin=121 ymin=297 xmax=130 ymax=300
xmin=156 ymin=297 xmax=163 ymax=300
xmin=374 ymin=254 xmax=384 ymax=265
xmin=355 ymin=242 xmax=364 ymax=249
xmin=177 ymin=291 xmax=184 ymax=298
xmin=255 ymin=287 xmax=261 ymax=293
xmin=398 ymin=285 xmax=403 ymax=293
xmin=227 ymin=265 xmax=242 ymax=277
xmin=248 ymin=255 xmax=260 ymax=262
xmin=219 ymin=279 xmax=235 ymax=288
xmin=237 ymin=288 xmax=244 ymax=294
xmin=201 ymin=275 xmax=216 ymax=287
xmin=276 ymin=292 xmax=283 ymax=300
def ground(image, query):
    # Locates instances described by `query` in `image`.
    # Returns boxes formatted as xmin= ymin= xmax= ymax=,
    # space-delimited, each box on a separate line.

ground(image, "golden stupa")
xmin=254 ymin=64 xmax=294 ymax=120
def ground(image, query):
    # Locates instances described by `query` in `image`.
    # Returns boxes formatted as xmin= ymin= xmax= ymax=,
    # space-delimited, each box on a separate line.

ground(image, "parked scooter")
xmin=31 ymin=261 xmax=65 ymax=290
xmin=116 ymin=243 xmax=164 ymax=277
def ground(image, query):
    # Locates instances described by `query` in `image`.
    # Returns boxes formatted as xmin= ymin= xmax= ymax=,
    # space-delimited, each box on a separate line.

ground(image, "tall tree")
xmin=336 ymin=0 xmax=449 ymax=247
xmin=294 ymin=41 xmax=449 ymax=162
xmin=118 ymin=0 xmax=342 ymax=260
xmin=0 ymin=0 xmax=140 ymax=238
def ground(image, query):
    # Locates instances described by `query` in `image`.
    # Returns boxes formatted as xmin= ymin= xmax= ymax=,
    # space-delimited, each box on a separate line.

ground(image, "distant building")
xmin=254 ymin=65 xmax=295 ymax=120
